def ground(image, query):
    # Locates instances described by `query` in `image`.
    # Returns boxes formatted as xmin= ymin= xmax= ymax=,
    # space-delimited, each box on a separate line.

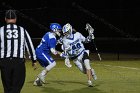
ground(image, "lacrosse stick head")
xmin=85 ymin=23 xmax=94 ymax=34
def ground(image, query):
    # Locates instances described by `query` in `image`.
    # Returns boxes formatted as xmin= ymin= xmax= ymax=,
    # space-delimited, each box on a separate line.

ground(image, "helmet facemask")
xmin=50 ymin=23 xmax=62 ymax=37
xmin=55 ymin=29 xmax=61 ymax=37
xmin=62 ymin=23 xmax=72 ymax=38
xmin=63 ymin=29 xmax=72 ymax=38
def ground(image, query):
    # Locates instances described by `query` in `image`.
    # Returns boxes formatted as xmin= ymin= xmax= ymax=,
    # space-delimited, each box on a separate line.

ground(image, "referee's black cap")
xmin=5 ymin=9 xmax=17 ymax=19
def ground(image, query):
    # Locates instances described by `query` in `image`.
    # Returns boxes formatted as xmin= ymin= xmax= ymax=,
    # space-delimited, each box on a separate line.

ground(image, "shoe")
xmin=37 ymin=74 xmax=46 ymax=84
xmin=91 ymin=69 xmax=97 ymax=80
xmin=88 ymin=80 xmax=93 ymax=87
xmin=33 ymin=79 xmax=43 ymax=86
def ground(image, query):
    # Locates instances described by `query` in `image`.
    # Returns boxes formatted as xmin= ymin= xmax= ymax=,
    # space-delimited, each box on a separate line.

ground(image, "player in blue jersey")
xmin=33 ymin=23 xmax=65 ymax=86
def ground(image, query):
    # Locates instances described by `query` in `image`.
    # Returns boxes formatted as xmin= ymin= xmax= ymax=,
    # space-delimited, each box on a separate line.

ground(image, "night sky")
xmin=0 ymin=0 xmax=140 ymax=53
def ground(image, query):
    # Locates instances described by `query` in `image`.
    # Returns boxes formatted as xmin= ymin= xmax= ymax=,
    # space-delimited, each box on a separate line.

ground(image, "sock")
xmin=41 ymin=69 xmax=47 ymax=76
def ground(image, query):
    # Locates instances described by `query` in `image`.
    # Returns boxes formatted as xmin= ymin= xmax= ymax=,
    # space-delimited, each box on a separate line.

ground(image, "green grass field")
xmin=0 ymin=60 xmax=140 ymax=93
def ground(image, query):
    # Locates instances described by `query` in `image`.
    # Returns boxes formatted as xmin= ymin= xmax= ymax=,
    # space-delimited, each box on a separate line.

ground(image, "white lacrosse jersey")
xmin=62 ymin=32 xmax=86 ymax=58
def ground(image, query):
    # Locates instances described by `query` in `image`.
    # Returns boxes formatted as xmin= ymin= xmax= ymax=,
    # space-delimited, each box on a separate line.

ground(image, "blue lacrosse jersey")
xmin=36 ymin=32 xmax=57 ymax=55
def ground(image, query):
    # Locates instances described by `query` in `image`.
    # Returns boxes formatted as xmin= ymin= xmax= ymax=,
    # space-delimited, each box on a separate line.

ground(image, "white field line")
xmin=54 ymin=67 xmax=70 ymax=69
xmin=39 ymin=63 xmax=140 ymax=70
xmin=96 ymin=64 xmax=140 ymax=71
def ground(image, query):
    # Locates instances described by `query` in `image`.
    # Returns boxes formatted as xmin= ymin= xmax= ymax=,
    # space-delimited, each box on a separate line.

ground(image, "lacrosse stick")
xmin=86 ymin=23 xmax=102 ymax=61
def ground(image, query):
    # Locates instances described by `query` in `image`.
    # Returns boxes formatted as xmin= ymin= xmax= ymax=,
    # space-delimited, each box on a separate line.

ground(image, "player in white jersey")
xmin=61 ymin=23 xmax=97 ymax=87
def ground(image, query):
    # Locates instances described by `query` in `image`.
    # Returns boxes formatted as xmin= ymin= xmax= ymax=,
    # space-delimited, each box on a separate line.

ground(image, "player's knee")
xmin=74 ymin=60 xmax=86 ymax=74
xmin=46 ymin=62 xmax=56 ymax=71
xmin=84 ymin=59 xmax=91 ymax=69
xmin=52 ymin=62 xmax=56 ymax=67
xmin=82 ymin=52 xmax=89 ymax=62
xmin=74 ymin=60 xmax=82 ymax=68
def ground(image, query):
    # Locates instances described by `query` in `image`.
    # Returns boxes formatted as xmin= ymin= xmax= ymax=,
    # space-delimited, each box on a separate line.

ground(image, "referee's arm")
xmin=24 ymin=30 xmax=37 ymax=63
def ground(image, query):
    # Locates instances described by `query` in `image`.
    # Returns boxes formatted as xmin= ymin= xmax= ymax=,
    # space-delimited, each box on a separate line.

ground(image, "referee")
xmin=0 ymin=10 xmax=37 ymax=93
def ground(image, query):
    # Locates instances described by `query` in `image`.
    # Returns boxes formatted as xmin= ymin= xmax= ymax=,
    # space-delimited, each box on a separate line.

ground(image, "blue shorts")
xmin=36 ymin=51 xmax=55 ymax=67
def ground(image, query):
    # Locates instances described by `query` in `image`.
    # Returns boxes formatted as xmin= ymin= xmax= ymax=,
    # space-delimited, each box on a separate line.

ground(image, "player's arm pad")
xmin=50 ymin=48 xmax=58 ymax=55
xmin=65 ymin=58 xmax=72 ymax=68
xmin=60 ymin=52 xmax=68 ymax=58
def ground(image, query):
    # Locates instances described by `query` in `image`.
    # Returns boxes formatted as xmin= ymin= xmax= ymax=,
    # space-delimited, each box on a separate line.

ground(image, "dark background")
xmin=0 ymin=0 xmax=140 ymax=54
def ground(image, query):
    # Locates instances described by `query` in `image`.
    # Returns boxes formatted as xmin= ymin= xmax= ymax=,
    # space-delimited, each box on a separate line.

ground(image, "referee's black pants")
xmin=0 ymin=58 xmax=25 ymax=93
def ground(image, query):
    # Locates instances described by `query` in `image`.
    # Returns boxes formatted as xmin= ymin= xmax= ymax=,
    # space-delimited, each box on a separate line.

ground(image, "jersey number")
xmin=6 ymin=29 xmax=18 ymax=39
xmin=72 ymin=43 xmax=81 ymax=50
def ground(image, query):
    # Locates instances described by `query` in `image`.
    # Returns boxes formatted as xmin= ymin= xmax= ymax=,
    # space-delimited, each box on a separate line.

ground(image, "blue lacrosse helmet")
xmin=50 ymin=23 xmax=62 ymax=32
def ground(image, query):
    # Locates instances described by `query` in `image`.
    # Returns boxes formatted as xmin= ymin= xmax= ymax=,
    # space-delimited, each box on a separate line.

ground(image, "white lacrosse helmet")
xmin=62 ymin=23 xmax=72 ymax=38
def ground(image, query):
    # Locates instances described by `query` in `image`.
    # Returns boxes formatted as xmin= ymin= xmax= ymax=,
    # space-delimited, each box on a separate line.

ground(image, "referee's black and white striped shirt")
xmin=0 ymin=24 xmax=36 ymax=62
